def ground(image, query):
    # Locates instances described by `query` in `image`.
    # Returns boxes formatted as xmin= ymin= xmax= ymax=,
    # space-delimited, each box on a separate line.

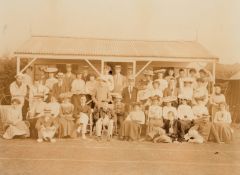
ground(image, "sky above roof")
xmin=0 ymin=0 xmax=239 ymax=64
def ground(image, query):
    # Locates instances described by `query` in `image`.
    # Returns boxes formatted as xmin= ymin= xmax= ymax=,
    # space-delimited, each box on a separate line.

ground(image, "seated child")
xmin=73 ymin=95 xmax=92 ymax=139
xmin=35 ymin=106 xmax=58 ymax=143
xmin=112 ymin=94 xmax=125 ymax=137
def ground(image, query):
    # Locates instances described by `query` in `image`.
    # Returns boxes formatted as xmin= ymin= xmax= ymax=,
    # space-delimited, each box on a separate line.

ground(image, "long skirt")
xmin=148 ymin=118 xmax=163 ymax=134
xmin=121 ymin=121 xmax=141 ymax=140
xmin=213 ymin=123 xmax=233 ymax=143
xmin=3 ymin=121 xmax=30 ymax=139
xmin=29 ymin=118 xmax=39 ymax=139
xmin=71 ymin=94 xmax=80 ymax=108
xmin=59 ymin=118 xmax=76 ymax=138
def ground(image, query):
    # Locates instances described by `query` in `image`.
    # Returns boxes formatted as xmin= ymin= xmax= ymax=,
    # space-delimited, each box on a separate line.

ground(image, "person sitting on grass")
xmin=121 ymin=102 xmax=145 ymax=141
xmin=35 ymin=106 xmax=58 ymax=143
xmin=73 ymin=95 xmax=92 ymax=140
xmin=94 ymin=100 xmax=117 ymax=141
xmin=2 ymin=98 xmax=30 ymax=139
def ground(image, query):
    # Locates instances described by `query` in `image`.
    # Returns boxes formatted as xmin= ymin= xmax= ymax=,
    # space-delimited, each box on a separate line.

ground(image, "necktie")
xmin=129 ymin=86 xmax=132 ymax=99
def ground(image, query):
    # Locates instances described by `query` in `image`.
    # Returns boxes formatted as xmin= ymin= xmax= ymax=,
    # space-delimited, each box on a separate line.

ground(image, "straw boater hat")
xmin=151 ymin=95 xmax=161 ymax=101
xmin=56 ymin=72 xmax=64 ymax=78
xmin=152 ymin=80 xmax=160 ymax=85
xmin=154 ymin=69 xmax=166 ymax=74
xmin=44 ymin=67 xmax=58 ymax=73
xmin=143 ymin=69 xmax=154 ymax=76
xmin=59 ymin=92 xmax=72 ymax=100
xmin=113 ymin=93 xmax=122 ymax=100
xmin=127 ymin=75 xmax=135 ymax=81
xmin=11 ymin=98 xmax=21 ymax=104
xmin=15 ymin=73 xmax=24 ymax=79
xmin=163 ymin=96 xmax=177 ymax=103
xmin=183 ymin=77 xmax=194 ymax=83
xmin=115 ymin=65 xmax=121 ymax=69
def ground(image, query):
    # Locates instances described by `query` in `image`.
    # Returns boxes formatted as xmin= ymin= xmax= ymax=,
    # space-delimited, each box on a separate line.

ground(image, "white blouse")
xmin=214 ymin=111 xmax=232 ymax=124
xmin=148 ymin=105 xmax=163 ymax=119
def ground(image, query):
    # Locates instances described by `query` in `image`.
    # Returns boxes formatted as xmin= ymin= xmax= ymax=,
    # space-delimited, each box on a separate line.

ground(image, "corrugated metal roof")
xmin=14 ymin=36 xmax=217 ymax=59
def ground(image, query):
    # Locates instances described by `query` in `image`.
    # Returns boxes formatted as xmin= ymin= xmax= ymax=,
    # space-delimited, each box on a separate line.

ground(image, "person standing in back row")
xmin=113 ymin=65 xmax=127 ymax=95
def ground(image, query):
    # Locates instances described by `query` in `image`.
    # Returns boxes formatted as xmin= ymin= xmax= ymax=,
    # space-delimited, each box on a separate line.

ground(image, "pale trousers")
xmin=96 ymin=117 xmax=114 ymax=137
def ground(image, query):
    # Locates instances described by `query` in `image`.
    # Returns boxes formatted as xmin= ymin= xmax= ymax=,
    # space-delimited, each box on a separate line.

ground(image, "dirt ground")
xmin=0 ymin=128 xmax=240 ymax=175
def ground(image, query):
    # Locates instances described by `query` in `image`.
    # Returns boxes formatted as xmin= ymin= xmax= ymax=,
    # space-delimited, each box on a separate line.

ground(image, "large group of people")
xmin=2 ymin=64 xmax=233 ymax=144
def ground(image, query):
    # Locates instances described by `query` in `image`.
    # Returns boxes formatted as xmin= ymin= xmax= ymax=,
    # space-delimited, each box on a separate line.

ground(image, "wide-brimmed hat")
xmin=98 ymin=76 xmax=108 ymax=82
xmin=132 ymin=102 xmax=142 ymax=107
xmin=66 ymin=64 xmax=72 ymax=68
xmin=59 ymin=92 xmax=72 ymax=99
xmin=178 ymin=94 xmax=191 ymax=101
xmin=113 ymin=93 xmax=122 ymax=99
xmin=115 ymin=65 xmax=121 ymax=69
xmin=151 ymin=95 xmax=161 ymax=101
xmin=44 ymin=106 xmax=52 ymax=113
xmin=44 ymin=67 xmax=58 ymax=73
xmin=154 ymin=69 xmax=166 ymax=74
xmin=11 ymin=98 xmax=21 ymax=104
xmin=143 ymin=70 xmax=154 ymax=76
xmin=194 ymin=96 xmax=206 ymax=101
xmin=33 ymin=94 xmax=44 ymax=99
xmin=56 ymin=72 xmax=64 ymax=78
xmin=163 ymin=96 xmax=177 ymax=103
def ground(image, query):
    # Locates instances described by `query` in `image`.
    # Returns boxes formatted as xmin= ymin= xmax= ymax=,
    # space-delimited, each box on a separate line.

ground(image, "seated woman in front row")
xmin=35 ymin=106 xmax=58 ymax=143
xmin=121 ymin=102 xmax=145 ymax=141
xmin=3 ymin=98 xmax=30 ymax=139
xmin=58 ymin=93 xmax=76 ymax=138
xmin=213 ymin=102 xmax=233 ymax=143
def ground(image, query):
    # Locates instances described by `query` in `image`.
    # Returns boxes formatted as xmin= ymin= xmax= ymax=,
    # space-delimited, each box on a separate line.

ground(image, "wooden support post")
xmin=101 ymin=60 xmax=104 ymax=74
xmin=20 ymin=57 xmax=37 ymax=73
xmin=135 ymin=61 xmax=152 ymax=78
xmin=16 ymin=57 xmax=20 ymax=74
xmin=84 ymin=59 xmax=101 ymax=76
xmin=212 ymin=61 xmax=216 ymax=84
xmin=133 ymin=61 xmax=136 ymax=77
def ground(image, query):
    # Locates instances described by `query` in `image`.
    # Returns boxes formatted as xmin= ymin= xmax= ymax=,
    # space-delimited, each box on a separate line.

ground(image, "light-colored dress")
xmin=214 ymin=110 xmax=233 ymax=143
xmin=3 ymin=106 xmax=29 ymax=139
xmin=59 ymin=102 xmax=76 ymax=138
xmin=148 ymin=105 xmax=163 ymax=132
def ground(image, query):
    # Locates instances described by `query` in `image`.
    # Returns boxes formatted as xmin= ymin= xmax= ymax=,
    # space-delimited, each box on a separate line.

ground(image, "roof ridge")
xmin=32 ymin=35 xmax=196 ymax=43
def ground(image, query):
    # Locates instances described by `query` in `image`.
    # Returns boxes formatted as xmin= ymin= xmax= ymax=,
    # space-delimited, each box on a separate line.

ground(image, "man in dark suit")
xmin=122 ymin=76 xmax=138 ymax=112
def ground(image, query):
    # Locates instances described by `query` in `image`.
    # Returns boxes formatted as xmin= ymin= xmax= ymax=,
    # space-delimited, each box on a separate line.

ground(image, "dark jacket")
xmin=122 ymin=86 xmax=138 ymax=104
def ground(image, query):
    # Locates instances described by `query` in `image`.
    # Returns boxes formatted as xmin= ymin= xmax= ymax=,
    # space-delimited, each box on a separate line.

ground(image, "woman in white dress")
xmin=3 ymin=98 xmax=30 ymax=139
xmin=210 ymin=85 xmax=226 ymax=116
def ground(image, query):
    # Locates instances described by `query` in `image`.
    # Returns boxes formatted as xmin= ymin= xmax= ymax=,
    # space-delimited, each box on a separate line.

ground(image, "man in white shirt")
xmin=10 ymin=73 xmax=27 ymax=106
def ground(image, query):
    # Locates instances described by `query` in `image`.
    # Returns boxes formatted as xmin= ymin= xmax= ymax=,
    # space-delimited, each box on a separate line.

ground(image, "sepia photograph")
xmin=0 ymin=0 xmax=240 ymax=175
